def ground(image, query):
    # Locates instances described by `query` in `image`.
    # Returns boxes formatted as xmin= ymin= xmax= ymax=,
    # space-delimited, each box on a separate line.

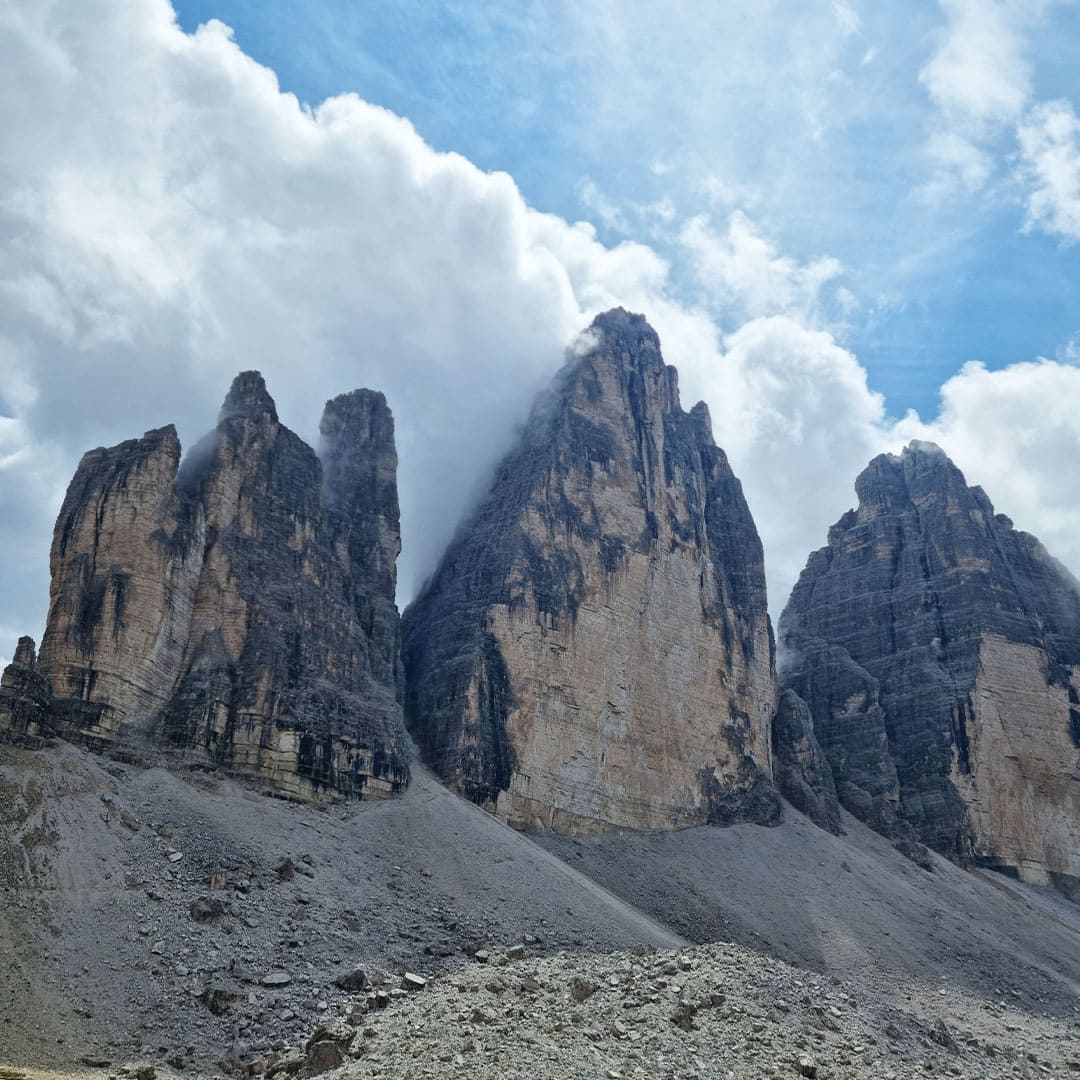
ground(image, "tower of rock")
xmin=402 ymin=309 xmax=779 ymax=834
xmin=1 ymin=372 xmax=409 ymax=801
xmin=780 ymin=441 xmax=1080 ymax=893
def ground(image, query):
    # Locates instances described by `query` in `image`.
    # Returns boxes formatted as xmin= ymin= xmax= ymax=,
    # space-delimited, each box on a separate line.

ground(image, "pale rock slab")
xmin=402 ymin=308 xmax=779 ymax=834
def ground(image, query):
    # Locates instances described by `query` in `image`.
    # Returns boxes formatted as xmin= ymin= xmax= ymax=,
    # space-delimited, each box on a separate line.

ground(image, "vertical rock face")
xmin=6 ymin=373 xmax=409 ymax=800
xmin=771 ymin=689 xmax=842 ymax=835
xmin=402 ymin=308 xmax=779 ymax=834
xmin=779 ymin=441 xmax=1080 ymax=892
xmin=0 ymin=637 xmax=53 ymax=740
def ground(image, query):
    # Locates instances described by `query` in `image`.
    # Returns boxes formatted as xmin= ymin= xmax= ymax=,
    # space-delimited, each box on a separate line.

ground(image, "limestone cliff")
xmin=771 ymin=689 xmax=842 ymax=835
xmin=779 ymin=441 xmax=1080 ymax=893
xmin=402 ymin=308 xmax=779 ymax=834
xmin=3 ymin=373 xmax=409 ymax=800
xmin=0 ymin=637 xmax=53 ymax=741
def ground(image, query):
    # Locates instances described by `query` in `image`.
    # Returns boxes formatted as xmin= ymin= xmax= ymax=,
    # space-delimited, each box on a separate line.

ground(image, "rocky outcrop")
xmin=402 ymin=308 xmax=779 ymax=834
xmin=0 ymin=637 xmax=53 ymax=741
xmin=2 ymin=373 xmax=409 ymax=800
xmin=779 ymin=441 xmax=1080 ymax=892
xmin=771 ymin=689 xmax=842 ymax=835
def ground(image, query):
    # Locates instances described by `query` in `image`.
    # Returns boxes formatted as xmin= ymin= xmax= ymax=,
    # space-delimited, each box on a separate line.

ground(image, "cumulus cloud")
xmin=919 ymin=0 xmax=1036 ymax=130
xmin=689 ymin=317 xmax=887 ymax=608
xmin=0 ymin=0 xmax=1077 ymax=672
xmin=679 ymin=213 xmax=844 ymax=324
xmin=898 ymin=357 xmax=1080 ymax=573
xmin=1017 ymin=99 xmax=1080 ymax=241
xmin=0 ymin=0 xmax=661 ymax=634
xmin=916 ymin=0 xmax=1050 ymax=202
xmin=917 ymin=0 xmax=1080 ymax=238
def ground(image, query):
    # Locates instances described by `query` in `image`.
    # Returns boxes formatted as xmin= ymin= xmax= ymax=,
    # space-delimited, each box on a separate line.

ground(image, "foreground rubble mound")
xmin=308 ymin=942 xmax=1080 ymax=1080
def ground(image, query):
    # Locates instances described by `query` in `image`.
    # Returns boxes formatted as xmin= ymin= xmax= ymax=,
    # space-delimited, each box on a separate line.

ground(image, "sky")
xmin=2 ymin=0 xmax=1080 ymax=667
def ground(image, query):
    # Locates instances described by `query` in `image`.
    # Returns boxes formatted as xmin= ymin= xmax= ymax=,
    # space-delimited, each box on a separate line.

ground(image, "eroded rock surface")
xmin=402 ymin=308 xmax=778 ymax=833
xmin=770 ymin=689 xmax=842 ymax=835
xmin=2 ymin=373 xmax=409 ymax=800
xmin=0 ymin=636 xmax=53 ymax=741
xmin=779 ymin=440 xmax=1080 ymax=891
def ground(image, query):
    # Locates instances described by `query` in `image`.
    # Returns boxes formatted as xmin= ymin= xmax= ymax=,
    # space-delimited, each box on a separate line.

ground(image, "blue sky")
xmin=171 ymin=0 xmax=1080 ymax=418
xmin=2 ymin=0 xmax=1080 ymax=666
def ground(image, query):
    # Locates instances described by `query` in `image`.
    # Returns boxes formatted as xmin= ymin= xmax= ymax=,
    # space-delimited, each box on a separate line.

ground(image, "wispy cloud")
xmin=1018 ymin=99 xmax=1080 ymax=241
xmin=679 ymin=212 xmax=845 ymax=324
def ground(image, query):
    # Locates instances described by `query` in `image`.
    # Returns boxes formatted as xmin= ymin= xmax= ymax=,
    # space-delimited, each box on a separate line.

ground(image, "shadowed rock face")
xmin=2 ymin=373 xmax=409 ymax=801
xmin=0 ymin=637 xmax=52 ymax=741
xmin=402 ymin=308 xmax=779 ymax=834
xmin=771 ymin=689 xmax=842 ymax=835
xmin=779 ymin=441 xmax=1080 ymax=891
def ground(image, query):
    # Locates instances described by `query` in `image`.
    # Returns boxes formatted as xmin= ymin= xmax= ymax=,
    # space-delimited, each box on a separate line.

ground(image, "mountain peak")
xmin=219 ymin=370 xmax=278 ymax=424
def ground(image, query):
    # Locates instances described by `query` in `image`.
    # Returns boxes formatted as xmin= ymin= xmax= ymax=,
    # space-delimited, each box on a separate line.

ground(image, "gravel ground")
xmin=294 ymin=940 xmax=1080 ymax=1079
xmin=2 ymin=740 xmax=1079 ymax=1078
xmin=0 ymin=741 xmax=680 ymax=1073
xmin=536 ymin=809 xmax=1080 ymax=1016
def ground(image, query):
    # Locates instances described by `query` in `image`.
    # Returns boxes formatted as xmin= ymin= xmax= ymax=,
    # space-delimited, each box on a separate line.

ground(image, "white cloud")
xmin=0 ymin=0 xmax=1077 ymax=671
xmin=0 ymin=1 xmax=669 ymax=635
xmin=1017 ymin=99 xmax=1080 ymax=241
xmin=832 ymin=2 xmax=862 ymax=37
xmin=919 ymin=0 xmax=1035 ymax=130
xmin=679 ymin=212 xmax=844 ymax=323
xmin=916 ymin=0 xmax=1052 ymax=202
xmin=896 ymin=356 xmax=1080 ymax=577
xmin=920 ymin=131 xmax=993 ymax=200
xmin=687 ymin=317 xmax=887 ymax=609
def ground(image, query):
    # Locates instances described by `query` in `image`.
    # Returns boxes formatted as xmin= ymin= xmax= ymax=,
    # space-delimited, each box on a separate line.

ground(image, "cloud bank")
xmin=1 ymin=0 xmax=1079 ymax=670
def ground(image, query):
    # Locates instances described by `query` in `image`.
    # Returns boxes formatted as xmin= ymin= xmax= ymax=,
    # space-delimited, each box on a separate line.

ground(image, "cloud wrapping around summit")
xmin=0 ymin=0 xmax=1079 ymax=667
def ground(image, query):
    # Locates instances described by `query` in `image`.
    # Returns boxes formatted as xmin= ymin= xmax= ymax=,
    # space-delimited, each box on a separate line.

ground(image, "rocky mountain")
xmin=0 ymin=373 xmax=409 ymax=801
xmin=401 ymin=308 xmax=779 ymax=834
xmin=770 ymin=689 xmax=842 ymax=835
xmin=779 ymin=440 xmax=1080 ymax=894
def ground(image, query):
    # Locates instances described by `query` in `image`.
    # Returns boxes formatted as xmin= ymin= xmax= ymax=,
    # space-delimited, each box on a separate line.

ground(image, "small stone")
xmin=334 ymin=967 xmax=368 ymax=992
xmin=167 ymin=851 xmax=183 ymax=863
xmin=262 ymin=972 xmax=292 ymax=987
xmin=199 ymin=984 xmax=238 ymax=1016
xmin=189 ymin=896 xmax=226 ymax=924
xmin=402 ymin=972 xmax=427 ymax=991
xmin=672 ymin=1001 xmax=697 ymax=1032
xmin=571 ymin=977 xmax=596 ymax=1003
xmin=304 ymin=1041 xmax=343 ymax=1074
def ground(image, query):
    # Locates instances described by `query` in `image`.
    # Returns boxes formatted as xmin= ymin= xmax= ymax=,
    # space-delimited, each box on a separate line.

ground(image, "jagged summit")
xmin=1 ymin=372 xmax=408 ymax=802
xmin=402 ymin=310 xmax=778 ymax=834
xmin=779 ymin=440 xmax=1080 ymax=894
xmin=218 ymin=369 xmax=278 ymax=423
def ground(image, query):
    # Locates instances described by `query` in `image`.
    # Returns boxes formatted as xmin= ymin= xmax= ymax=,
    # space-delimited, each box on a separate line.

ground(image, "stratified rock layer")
xmin=0 ymin=637 xmax=53 ymax=741
xmin=771 ymin=689 xmax=842 ymax=835
xmin=779 ymin=441 xmax=1080 ymax=891
xmin=402 ymin=309 xmax=778 ymax=834
xmin=4 ymin=373 xmax=409 ymax=800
